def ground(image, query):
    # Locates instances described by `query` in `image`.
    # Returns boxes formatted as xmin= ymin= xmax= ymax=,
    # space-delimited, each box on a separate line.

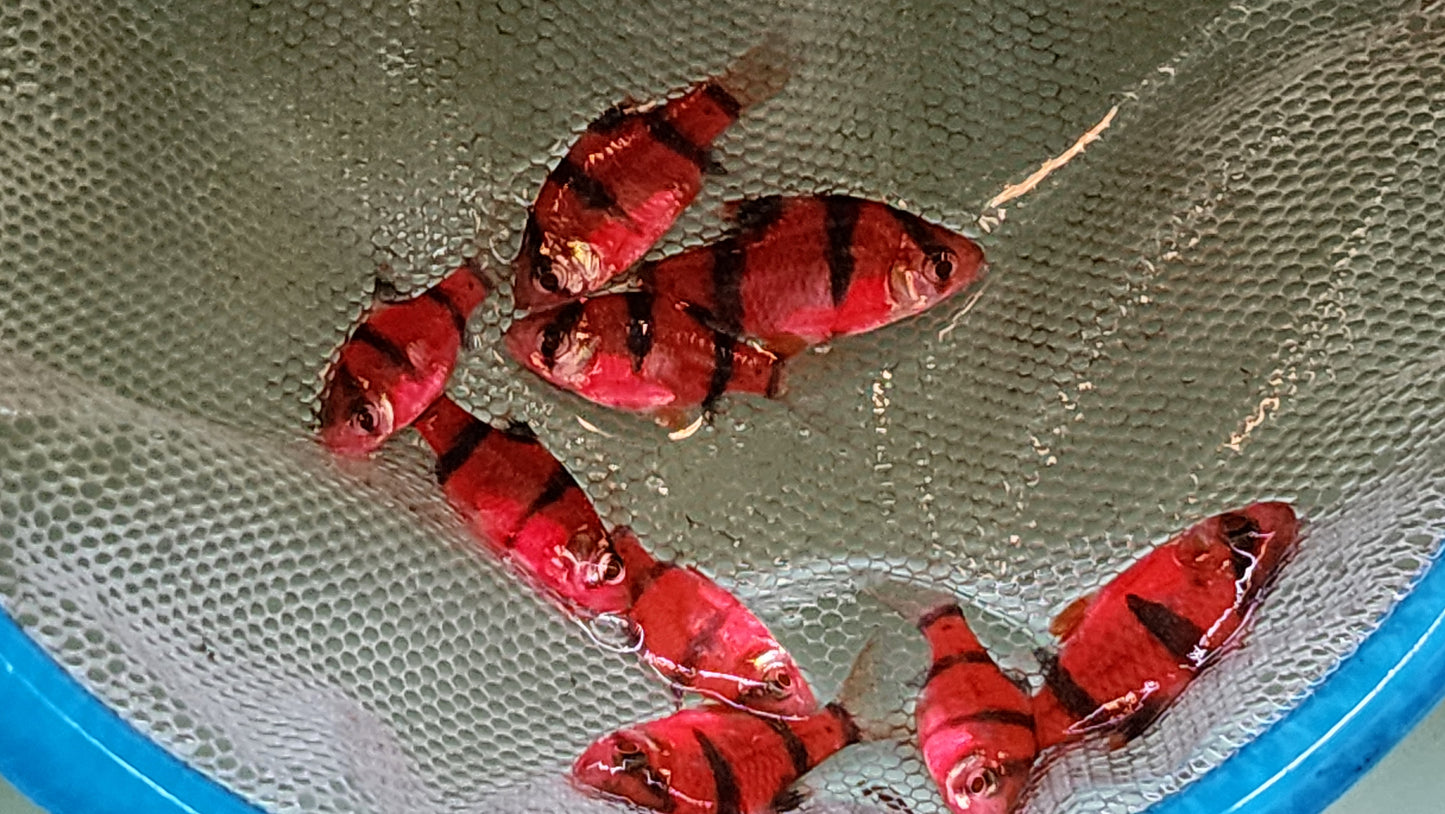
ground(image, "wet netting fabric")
xmin=2 ymin=0 xmax=1445 ymax=812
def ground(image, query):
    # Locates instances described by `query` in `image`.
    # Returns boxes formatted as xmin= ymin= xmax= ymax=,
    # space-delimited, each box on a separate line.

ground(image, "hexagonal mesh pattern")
xmin=1 ymin=0 xmax=1443 ymax=812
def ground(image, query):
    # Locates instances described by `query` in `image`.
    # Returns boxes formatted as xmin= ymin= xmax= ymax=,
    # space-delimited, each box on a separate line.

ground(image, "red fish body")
xmin=414 ymin=396 xmax=632 ymax=616
xmin=513 ymin=43 xmax=790 ymax=311
xmin=504 ymin=292 xmax=784 ymax=416
xmin=319 ymin=262 xmax=489 ymax=457
xmin=572 ymin=702 xmax=858 ymax=814
xmin=612 ymin=528 xmax=817 ymax=718
xmin=1032 ymin=502 xmax=1301 ymax=750
xmin=915 ymin=604 xmax=1036 ymax=814
xmin=638 ymin=195 xmax=986 ymax=355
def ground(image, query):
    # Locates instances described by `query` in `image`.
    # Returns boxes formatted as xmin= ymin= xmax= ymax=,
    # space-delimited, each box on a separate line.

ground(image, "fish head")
xmin=504 ymin=303 xmax=600 ymax=386
xmin=733 ymin=645 xmax=818 ymax=718
xmin=318 ymin=366 xmax=396 ymax=457
xmin=572 ymin=729 xmax=674 ymax=812
xmin=1218 ymin=501 xmax=1301 ymax=591
xmin=889 ymin=220 xmax=986 ymax=315
xmin=513 ymin=214 xmax=605 ymax=310
xmin=563 ymin=527 xmax=634 ymax=614
xmin=942 ymin=752 xmax=1030 ymax=814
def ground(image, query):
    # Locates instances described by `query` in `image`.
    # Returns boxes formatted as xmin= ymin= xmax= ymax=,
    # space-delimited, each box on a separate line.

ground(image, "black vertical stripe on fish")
xmin=917 ymin=603 xmax=965 ymax=632
xmin=700 ymin=81 xmax=743 ymax=121
xmin=590 ymin=104 xmax=629 ymax=132
xmin=503 ymin=464 xmax=577 ymax=549
xmin=729 ymin=195 xmax=786 ymax=235
xmin=628 ymin=559 xmax=677 ymax=606
xmin=704 ymin=330 xmax=736 ymax=410
xmin=677 ymin=608 xmax=731 ymax=677
xmin=922 ymin=651 xmax=994 ymax=687
xmin=826 ymin=702 xmax=862 ymax=746
xmin=435 ymin=418 xmax=493 ymax=485
xmin=1036 ymin=649 xmax=1100 ymax=722
xmin=708 ymin=240 xmax=747 ymax=336
xmin=539 ymin=301 xmax=586 ymax=368
xmin=823 ymin=196 xmax=861 ymax=306
xmin=519 ymin=213 xmax=558 ymax=291
xmin=624 ymin=290 xmax=656 ymax=372
xmin=424 ymin=287 xmax=468 ymax=336
xmin=1126 ymin=594 xmax=1206 ymax=664
xmin=938 ymin=709 xmax=1035 ymax=734
xmin=350 ymin=323 xmax=414 ymax=374
xmin=762 ymin=717 xmax=812 ymax=778
xmin=549 ymin=156 xmax=623 ymax=216
xmin=893 ymin=208 xmax=950 ymax=259
xmin=694 ymin=730 xmax=744 ymax=814
xmin=893 ymin=207 xmax=958 ymax=281
xmin=646 ymin=111 xmax=710 ymax=171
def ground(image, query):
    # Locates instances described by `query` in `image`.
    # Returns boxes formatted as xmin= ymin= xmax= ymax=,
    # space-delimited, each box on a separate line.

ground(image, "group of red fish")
xmin=315 ymin=42 xmax=1301 ymax=814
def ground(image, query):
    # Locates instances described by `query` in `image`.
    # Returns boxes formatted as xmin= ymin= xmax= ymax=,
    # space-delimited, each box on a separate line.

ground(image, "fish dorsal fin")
xmin=723 ymin=195 xmax=787 ymax=234
xmin=1050 ymin=592 xmax=1095 ymax=641
xmin=770 ymin=785 xmax=810 ymax=813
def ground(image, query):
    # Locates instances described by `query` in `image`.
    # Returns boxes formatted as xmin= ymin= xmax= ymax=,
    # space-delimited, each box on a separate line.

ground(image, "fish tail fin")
xmin=433 ymin=258 xmax=494 ymax=327
xmin=861 ymin=578 xmax=965 ymax=629
xmin=713 ymin=32 xmax=794 ymax=112
xmin=831 ymin=635 xmax=910 ymax=744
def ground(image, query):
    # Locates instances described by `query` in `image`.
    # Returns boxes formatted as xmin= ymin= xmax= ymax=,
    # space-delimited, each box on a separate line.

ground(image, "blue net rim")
xmin=2 ymin=549 xmax=1443 ymax=814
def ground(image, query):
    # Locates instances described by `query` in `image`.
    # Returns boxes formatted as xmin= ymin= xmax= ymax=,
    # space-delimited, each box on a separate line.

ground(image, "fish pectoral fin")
xmin=1049 ymin=592 xmax=1097 ymax=641
xmin=771 ymin=785 xmax=811 ymax=813
xmin=763 ymin=334 xmax=811 ymax=360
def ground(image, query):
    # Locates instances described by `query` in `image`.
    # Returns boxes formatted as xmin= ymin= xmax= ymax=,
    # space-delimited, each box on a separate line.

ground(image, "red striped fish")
xmin=319 ymin=262 xmax=489 ymax=457
xmin=915 ymin=604 xmax=1035 ymax=814
xmin=503 ymin=292 xmax=784 ymax=418
xmin=572 ymin=701 xmax=858 ymax=814
xmin=512 ymin=42 xmax=790 ymax=311
xmin=638 ymin=195 xmax=986 ymax=355
xmin=611 ymin=528 xmax=817 ymax=719
xmin=1032 ymin=502 xmax=1301 ymax=750
xmin=413 ymin=396 xmax=633 ymax=616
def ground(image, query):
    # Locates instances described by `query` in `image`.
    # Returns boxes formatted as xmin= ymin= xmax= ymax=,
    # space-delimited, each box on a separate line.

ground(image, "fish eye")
xmin=535 ymin=267 xmax=561 ymax=293
xmin=599 ymin=552 xmax=625 ymax=585
xmin=960 ymin=765 xmax=1001 ymax=798
xmin=929 ymin=250 xmax=955 ymax=282
xmin=763 ymin=664 xmax=795 ymax=697
xmin=583 ymin=550 xmax=626 ymax=587
xmin=1220 ymin=512 xmax=1261 ymax=553
xmin=351 ymin=402 xmax=380 ymax=435
xmin=613 ymin=737 xmax=646 ymax=770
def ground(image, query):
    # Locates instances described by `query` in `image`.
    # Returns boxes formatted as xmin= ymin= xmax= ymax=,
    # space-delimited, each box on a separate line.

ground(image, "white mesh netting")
xmin=1 ymin=0 xmax=1444 ymax=812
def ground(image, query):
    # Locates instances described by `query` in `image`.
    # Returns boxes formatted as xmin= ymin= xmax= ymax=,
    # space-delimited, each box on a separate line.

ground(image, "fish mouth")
xmin=572 ymin=733 xmax=673 ymax=811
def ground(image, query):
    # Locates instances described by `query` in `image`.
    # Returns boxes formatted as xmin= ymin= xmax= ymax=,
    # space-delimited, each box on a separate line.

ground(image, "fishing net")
xmin=2 ymin=0 xmax=1444 ymax=811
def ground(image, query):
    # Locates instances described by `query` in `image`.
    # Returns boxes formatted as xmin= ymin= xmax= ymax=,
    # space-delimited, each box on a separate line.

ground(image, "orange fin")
xmin=1050 ymin=592 xmax=1095 ymax=641
xmin=763 ymin=334 xmax=811 ymax=360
